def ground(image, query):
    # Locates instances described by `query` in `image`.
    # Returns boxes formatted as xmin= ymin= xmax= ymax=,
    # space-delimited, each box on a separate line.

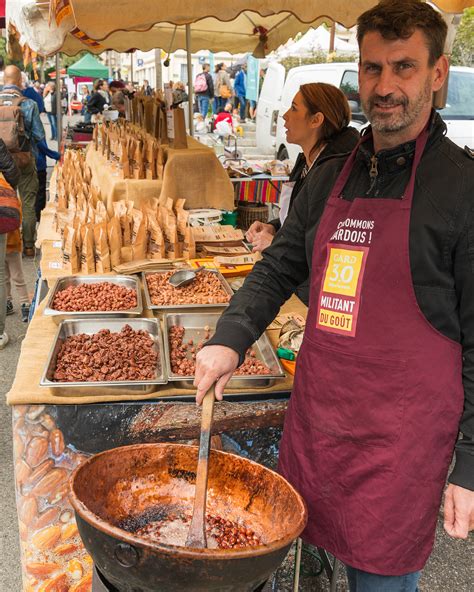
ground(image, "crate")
xmin=237 ymin=202 xmax=268 ymax=231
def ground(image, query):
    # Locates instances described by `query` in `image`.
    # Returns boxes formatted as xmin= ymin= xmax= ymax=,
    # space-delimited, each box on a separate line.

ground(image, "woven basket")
xmin=237 ymin=202 xmax=268 ymax=231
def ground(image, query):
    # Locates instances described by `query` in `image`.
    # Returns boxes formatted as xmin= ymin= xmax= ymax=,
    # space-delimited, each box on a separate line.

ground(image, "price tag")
xmin=53 ymin=241 xmax=62 ymax=248
xmin=48 ymin=262 xmax=63 ymax=270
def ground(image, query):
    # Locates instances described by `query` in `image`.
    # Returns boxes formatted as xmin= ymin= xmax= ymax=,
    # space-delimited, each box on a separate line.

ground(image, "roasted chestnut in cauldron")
xmin=70 ymin=443 xmax=307 ymax=592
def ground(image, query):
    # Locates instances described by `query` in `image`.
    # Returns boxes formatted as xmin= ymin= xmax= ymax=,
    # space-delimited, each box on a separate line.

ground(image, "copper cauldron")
xmin=70 ymin=443 xmax=307 ymax=592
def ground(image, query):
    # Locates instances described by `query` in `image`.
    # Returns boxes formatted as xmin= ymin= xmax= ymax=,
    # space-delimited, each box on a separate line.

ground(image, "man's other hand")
xmin=444 ymin=483 xmax=474 ymax=539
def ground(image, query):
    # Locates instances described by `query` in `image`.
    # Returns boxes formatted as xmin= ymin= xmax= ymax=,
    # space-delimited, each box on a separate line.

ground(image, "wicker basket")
xmin=237 ymin=202 xmax=268 ymax=231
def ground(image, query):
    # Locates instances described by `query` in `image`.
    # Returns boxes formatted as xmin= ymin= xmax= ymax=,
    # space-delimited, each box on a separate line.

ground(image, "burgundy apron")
xmin=278 ymin=128 xmax=464 ymax=575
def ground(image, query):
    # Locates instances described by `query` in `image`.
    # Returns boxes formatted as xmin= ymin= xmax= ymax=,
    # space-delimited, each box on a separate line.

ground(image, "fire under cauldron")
xmin=70 ymin=443 xmax=307 ymax=592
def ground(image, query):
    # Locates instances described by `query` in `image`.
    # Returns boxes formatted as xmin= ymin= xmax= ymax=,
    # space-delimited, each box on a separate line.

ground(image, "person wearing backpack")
xmin=194 ymin=64 xmax=214 ymax=119
xmin=0 ymin=138 xmax=20 ymax=348
xmin=0 ymin=66 xmax=46 ymax=257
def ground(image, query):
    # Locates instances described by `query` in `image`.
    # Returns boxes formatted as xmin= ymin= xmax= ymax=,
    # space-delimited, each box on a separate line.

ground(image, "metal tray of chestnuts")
xmin=43 ymin=275 xmax=143 ymax=325
xmin=40 ymin=318 xmax=167 ymax=396
xmin=142 ymin=269 xmax=233 ymax=311
xmin=163 ymin=312 xmax=285 ymax=389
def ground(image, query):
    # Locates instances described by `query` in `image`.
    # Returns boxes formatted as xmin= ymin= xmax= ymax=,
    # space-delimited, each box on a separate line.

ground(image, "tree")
xmin=451 ymin=8 xmax=474 ymax=67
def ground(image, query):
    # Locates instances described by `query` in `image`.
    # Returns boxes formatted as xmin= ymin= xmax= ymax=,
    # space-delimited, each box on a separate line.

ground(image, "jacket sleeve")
xmin=448 ymin=204 xmax=474 ymax=491
xmin=205 ymin=179 xmax=311 ymax=362
xmin=30 ymin=102 xmax=46 ymax=144
xmin=207 ymin=73 xmax=214 ymax=97
xmin=37 ymin=138 xmax=60 ymax=161
xmin=0 ymin=139 xmax=20 ymax=189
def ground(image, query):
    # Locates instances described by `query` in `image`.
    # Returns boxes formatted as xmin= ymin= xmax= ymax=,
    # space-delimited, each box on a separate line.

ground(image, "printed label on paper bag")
xmin=53 ymin=241 xmax=62 ymax=248
xmin=316 ymin=244 xmax=369 ymax=337
xmin=49 ymin=261 xmax=63 ymax=269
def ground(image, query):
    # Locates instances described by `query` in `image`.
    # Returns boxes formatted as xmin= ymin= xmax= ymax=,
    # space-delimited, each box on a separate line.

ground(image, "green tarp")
xmin=67 ymin=53 xmax=108 ymax=78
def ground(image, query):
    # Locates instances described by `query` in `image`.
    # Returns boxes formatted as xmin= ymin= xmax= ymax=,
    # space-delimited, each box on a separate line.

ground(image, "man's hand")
xmin=443 ymin=483 xmax=474 ymax=539
xmin=194 ymin=345 xmax=239 ymax=405
xmin=251 ymin=230 xmax=274 ymax=253
xmin=245 ymin=221 xmax=276 ymax=244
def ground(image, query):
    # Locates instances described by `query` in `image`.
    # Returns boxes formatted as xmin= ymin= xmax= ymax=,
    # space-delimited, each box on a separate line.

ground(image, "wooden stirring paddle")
xmin=186 ymin=385 xmax=216 ymax=548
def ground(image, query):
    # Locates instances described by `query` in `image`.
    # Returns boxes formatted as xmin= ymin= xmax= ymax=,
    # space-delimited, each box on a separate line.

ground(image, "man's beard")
xmin=362 ymin=77 xmax=432 ymax=134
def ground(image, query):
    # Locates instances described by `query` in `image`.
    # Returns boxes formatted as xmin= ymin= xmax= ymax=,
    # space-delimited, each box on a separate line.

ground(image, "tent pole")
xmin=186 ymin=24 xmax=194 ymax=136
xmin=55 ymin=53 xmax=62 ymax=146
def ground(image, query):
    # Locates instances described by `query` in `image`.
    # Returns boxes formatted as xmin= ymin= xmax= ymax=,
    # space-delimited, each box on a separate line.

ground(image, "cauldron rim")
xmin=70 ymin=442 xmax=307 ymax=560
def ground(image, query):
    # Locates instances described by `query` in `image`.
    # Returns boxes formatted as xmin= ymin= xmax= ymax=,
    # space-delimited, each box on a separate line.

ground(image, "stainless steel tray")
xmin=40 ymin=318 xmax=167 ymax=396
xmin=163 ymin=312 xmax=285 ymax=389
xmin=142 ymin=269 xmax=233 ymax=311
xmin=44 ymin=275 xmax=143 ymax=325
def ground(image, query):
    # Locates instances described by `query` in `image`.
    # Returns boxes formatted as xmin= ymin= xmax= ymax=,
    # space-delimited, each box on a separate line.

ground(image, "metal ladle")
xmin=168 ymin=265 xmax=205 ymax=288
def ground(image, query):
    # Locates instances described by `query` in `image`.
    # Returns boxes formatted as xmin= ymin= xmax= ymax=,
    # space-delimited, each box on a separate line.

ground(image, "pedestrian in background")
xmin=6 ymin=205 xmax=31 ymax=323
xmin=35 ymin=138 xmax=60 ymax=222
xmin=234 ymin=63 xmax=247 ymax=123
xmin=43 ymin=82 xmax=57 ymax=140
xmin=0 ymin=138 xmax=20 ymax=348
xmin=0 ymin=65 xmax=45 ymax=257
xmin=214 ymin=63 xmax=232 ymax=114
xmin=80 ymin=85 xmax=91 ymax=116
xmin=142 ymin=79 xmax=153 ymax=96
xmin=22 ymin=74 xmax=44 ymax=115
xmin=194 ymin=64 xmax=214 ymax=118
xmin=85 ymin=79 xmax=107 ymax=123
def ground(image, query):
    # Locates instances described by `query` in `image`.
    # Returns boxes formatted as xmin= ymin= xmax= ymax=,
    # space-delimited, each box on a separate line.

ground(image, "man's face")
xmin=359 ymin=30 xmax=446 ymax=140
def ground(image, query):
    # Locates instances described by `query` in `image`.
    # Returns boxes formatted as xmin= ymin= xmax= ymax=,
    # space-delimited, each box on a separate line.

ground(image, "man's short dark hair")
xmin=202 ymin=63 xmax=210 ymax=71
xmin=357 ymin=0 xmax=447 ymax=66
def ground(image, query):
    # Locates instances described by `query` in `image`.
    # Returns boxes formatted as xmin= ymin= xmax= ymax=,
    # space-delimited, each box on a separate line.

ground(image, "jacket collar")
xmin=357 ymin=110 xmax=447 ymax=176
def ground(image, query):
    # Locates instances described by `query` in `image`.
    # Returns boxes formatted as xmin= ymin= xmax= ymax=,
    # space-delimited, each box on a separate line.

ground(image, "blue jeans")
xmin=197 ymin=95 xmax=210 ymax=118
xmin=84 ymin=111 xmax=92 ymax=124
xmin=237 ymin=95 xmax=246 ymax=120
xmin=214 ymin=97 xmax=226 ymax=113
xmin=46 ymin=112 xmax=57 ymax=140
xmin=346 ymin=565 xmax=421 ymax=591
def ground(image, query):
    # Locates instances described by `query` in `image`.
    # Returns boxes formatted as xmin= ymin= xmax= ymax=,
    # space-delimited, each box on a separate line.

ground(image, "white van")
xmin=256 ymin=62 xmax=474 ymax=161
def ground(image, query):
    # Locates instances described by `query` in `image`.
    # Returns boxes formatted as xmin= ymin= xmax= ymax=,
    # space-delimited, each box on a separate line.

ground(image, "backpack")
xmin=0 ymin=94 xmax=31 ymax=167
xmin=194 ymin=73 xmax=208 ymax=93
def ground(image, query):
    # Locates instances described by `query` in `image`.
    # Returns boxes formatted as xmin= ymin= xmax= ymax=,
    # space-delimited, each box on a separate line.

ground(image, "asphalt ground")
xmin=0 ymin=115 xmax=472 ymax=591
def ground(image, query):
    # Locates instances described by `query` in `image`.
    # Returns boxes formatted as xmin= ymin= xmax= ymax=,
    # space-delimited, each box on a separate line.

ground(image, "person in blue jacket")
xmin=35 ymin=139 xmax=60 ymax=222
xmin=234 ymin=64 xmax=247 ymax=123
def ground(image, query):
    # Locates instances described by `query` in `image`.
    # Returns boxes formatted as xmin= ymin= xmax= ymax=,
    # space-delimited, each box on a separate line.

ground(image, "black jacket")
xmin=269 ymin=126 xmax=360 ymax=233
xmin=87 ymin=91 xmax=106 ymax=115
xmin=208 ymin=112 xmax=474 ymax=491
xmin=0 ymin=139 xmax=20 ymax=189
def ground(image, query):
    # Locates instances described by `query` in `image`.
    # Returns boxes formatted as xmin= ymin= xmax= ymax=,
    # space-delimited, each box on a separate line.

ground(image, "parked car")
xmin=257 ymin=62 xmax=474 ymax=162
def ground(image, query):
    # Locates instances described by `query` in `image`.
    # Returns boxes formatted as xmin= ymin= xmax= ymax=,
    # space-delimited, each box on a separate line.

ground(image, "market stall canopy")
xmin=6 ymin=0 xmax=473 ymax=56
xmin=276 ymin=26 xmax=360 ymax=59
xmin=67 ymin=53 xmax=108 ymax=78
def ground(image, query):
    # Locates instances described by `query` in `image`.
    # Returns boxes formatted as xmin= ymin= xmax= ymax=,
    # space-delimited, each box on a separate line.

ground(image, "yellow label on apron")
xmin=317 ymin=244 xmax=369 ymax=337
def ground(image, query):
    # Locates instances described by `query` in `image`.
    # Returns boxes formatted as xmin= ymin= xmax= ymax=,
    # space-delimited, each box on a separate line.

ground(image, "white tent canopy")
xmin=276 ymin=27 xmax=360 ymax=59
